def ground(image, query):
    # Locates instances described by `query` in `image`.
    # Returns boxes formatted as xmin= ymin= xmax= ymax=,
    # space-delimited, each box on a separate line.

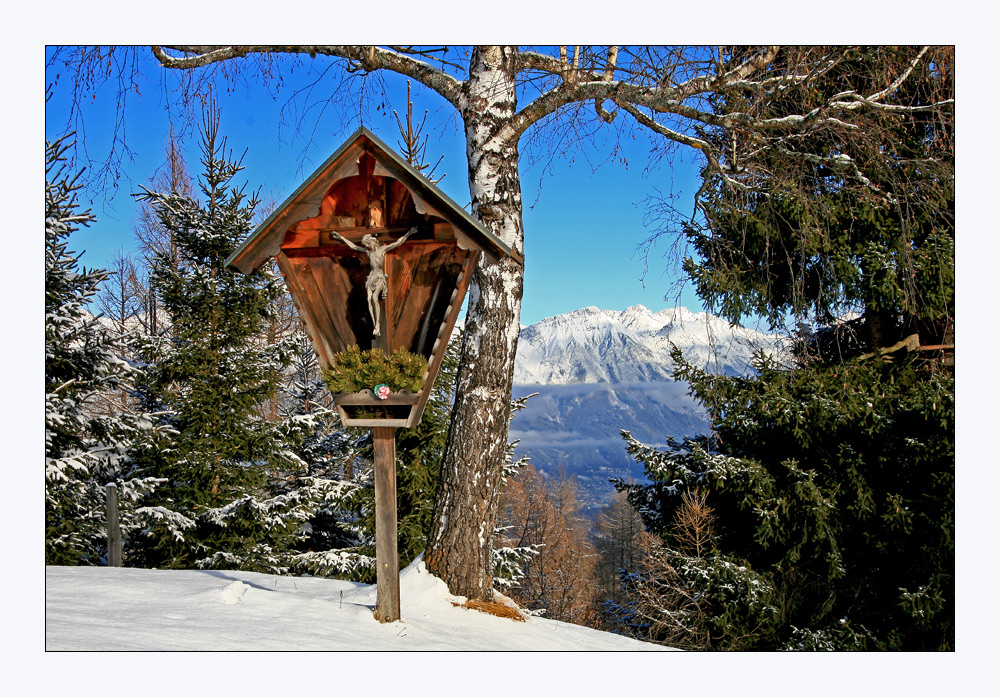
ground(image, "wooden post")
xmin=106 ymin=483 xmax=122 ymax=567
xmin=372 ymin=426 xmax=400 ymax=622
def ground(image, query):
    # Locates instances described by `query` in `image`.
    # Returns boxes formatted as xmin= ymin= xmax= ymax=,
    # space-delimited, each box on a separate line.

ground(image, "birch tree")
xmin=47 ymin=45 xmax=953 ymax=600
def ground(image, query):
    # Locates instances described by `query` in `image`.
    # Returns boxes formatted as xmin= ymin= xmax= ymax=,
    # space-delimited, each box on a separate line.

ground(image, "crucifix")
xmin=329 ymin=227 xmax=417 ymax=338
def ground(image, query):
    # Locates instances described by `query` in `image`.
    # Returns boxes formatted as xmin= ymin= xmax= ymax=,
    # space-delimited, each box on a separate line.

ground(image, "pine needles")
xmin=322 ymin=346 xmax=427 ymax=395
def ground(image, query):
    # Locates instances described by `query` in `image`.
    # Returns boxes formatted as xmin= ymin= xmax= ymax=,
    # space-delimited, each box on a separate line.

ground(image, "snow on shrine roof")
xmin=225 ymin=126 xmax=520 ymax=274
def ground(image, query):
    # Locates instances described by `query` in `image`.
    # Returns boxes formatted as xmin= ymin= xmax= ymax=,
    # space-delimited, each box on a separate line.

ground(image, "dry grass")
xmin=452 ymin=598 xmax=527 ymax=622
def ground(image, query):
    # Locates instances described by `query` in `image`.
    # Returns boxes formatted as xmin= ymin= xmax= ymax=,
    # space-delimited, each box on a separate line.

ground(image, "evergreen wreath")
xmin=323 ymin=346 xmax=427 ymax=396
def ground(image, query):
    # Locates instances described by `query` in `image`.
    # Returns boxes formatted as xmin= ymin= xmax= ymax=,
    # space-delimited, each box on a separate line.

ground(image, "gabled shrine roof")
xmin=225 ymin=126 xmax=519 ymax=273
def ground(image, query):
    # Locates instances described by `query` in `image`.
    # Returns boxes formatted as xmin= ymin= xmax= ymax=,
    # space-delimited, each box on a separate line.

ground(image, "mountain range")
xmin=510 ymin=305 xmax=784 ymax=513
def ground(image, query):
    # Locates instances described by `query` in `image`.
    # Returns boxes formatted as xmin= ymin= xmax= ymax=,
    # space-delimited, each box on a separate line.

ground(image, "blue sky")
xmin=44 ymin=47 xmax=708 ymax=326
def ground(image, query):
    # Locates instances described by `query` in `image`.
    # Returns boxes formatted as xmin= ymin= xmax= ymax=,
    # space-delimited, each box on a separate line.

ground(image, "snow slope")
xmin=45 ymin=559 xmax=670 ymax=651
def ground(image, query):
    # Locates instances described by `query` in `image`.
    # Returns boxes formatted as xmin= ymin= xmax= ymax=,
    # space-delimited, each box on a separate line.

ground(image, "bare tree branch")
xmin=152 ymin=45 xmax=467 ymax=111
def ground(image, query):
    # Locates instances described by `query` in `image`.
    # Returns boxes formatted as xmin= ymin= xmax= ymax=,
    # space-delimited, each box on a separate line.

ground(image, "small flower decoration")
xmin=374 ymin=384 xmax=391 ymax=400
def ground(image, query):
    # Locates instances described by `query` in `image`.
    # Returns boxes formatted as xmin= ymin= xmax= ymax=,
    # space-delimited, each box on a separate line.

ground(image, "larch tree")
xmin=47 ymin=45 xmax=953 ymax=600
xmin=90 ymin=249 xmax=144 ymax=416
xmin=499 ymin=463 xmax=599 ymax=625
xmin=128 ymin=133 xmax=191 ymax=330
xmin=590 ymin=487 xmax=646 ymax=620
xmin=612 ymin=473 xmax=780 ymax=649
xmin=94 ymin=249 xmax=142 ymax=345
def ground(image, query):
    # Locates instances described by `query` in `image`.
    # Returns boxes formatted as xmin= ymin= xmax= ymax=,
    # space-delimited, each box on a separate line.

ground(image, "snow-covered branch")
xmin=774 ymin=147 xmax=896 ymax=203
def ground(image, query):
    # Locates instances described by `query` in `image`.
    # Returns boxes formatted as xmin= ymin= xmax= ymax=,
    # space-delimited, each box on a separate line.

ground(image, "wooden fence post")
xmin=106 ymin=483 xmax=122 ymax=567
xmin=372 ymin=427 xmax=400 ymax=622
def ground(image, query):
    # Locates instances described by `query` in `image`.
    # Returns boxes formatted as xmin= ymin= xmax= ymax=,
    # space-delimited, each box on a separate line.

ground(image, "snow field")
xmin=45 ymin=559 xmax=671 ymax=652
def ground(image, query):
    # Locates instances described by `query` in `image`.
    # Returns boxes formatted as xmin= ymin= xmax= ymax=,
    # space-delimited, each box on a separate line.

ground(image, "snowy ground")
xmin=45 ymin=559 xmax=669 ymax=652
xmin=40 ymin=558 xmax=977 ymax=697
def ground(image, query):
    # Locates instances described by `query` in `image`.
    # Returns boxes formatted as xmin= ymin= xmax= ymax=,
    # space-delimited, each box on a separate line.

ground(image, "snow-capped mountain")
xmin=514 ymin=304 xmax=780 ymax=385
xmin=510 ymin=305 xmax=783 ymax=512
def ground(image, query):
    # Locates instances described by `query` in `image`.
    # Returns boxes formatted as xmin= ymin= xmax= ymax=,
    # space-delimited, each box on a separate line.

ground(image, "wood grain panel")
xmin=276 ymin=254 xmax=336 ymax=368
xmin=284 ymin=256 xmax=352 ymax=366
xmin=310 ymin=256 xmax=363 ymax=354
xmin=406 ymin=248 xmax=478 ymax=427
xmin=385 ymin=242 xmax=452 ymax=355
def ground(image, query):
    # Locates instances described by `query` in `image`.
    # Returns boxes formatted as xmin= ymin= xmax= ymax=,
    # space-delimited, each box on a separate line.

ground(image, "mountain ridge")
xmin=514 ymin=303 xmax=781 ymax=385
xmin=510 ymin=304 xmax=783 ymax=512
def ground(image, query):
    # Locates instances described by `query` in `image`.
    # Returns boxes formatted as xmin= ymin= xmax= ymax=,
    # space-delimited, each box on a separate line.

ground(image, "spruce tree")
xmin=617 ymin=47 xmax=954 ymax=650
xmin=619 ymin=352 xmax=953 ymax=649
xmin=676 ymin=47 xmax=954 ymax=342
xmin=45 ymin=136 xmax=162 ymax=565
xmin=128 ymin=102 xmax=315 ymax=571
xmin=394 ymin=331 xmax=462 ymax=565
xmin=279 ymin=333 xmax=370 ymax=579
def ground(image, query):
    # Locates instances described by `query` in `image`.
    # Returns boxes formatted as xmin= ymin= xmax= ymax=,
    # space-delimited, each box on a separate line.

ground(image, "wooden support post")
xmin=373 ymin=426 xmax=400 ymax=622
xmin=106 ymin=484 xmax=122 ymax=567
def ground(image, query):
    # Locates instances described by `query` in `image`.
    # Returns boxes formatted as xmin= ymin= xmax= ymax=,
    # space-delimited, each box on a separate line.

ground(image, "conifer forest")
xmin=45 ymin=46 xmax=954 ymax=650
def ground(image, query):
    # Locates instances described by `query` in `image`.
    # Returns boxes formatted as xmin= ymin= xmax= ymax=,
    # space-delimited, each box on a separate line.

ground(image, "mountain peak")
xmin=622 ymin=304 xmax=651 ymax=315
xmin=655 ymin=306 xmax=702 ymax=323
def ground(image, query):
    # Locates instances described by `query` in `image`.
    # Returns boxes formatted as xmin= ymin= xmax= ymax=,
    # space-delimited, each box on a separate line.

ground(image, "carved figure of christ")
xmin=330 ymin=227 xmax=417 ymax=337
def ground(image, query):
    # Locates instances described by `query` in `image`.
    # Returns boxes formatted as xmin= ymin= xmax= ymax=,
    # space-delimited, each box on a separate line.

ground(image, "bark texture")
xmin=423 ymin=47 xmax=525 ymax=599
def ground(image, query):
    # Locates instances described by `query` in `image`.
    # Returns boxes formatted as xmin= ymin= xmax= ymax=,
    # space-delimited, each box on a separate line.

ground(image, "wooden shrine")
xmin=224 ymin=127 xmax=518 ymax=622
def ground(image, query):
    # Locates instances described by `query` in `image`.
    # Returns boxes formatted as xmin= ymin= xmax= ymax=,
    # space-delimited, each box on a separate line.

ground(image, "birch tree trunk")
xmin=423 ymin=46 xmax=525 ymax=599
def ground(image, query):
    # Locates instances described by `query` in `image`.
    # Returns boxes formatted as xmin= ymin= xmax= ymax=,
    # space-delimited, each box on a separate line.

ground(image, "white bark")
xmin=424 ymin=46 xmax=526 ymax=598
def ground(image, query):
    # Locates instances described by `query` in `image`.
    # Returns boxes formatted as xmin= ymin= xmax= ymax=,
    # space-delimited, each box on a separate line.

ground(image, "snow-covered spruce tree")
xmin=290 ymin=453 xmax=373 ymax=581
xmin=617 ymin=350 xmax=954 ymax=650
xmin=45 ymin=136 xmax=162 ymax=566
xmin=275 ymin=332 xmax=371 ymax=580
xmin=127 ymin=102 xmax=321 ymax=572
